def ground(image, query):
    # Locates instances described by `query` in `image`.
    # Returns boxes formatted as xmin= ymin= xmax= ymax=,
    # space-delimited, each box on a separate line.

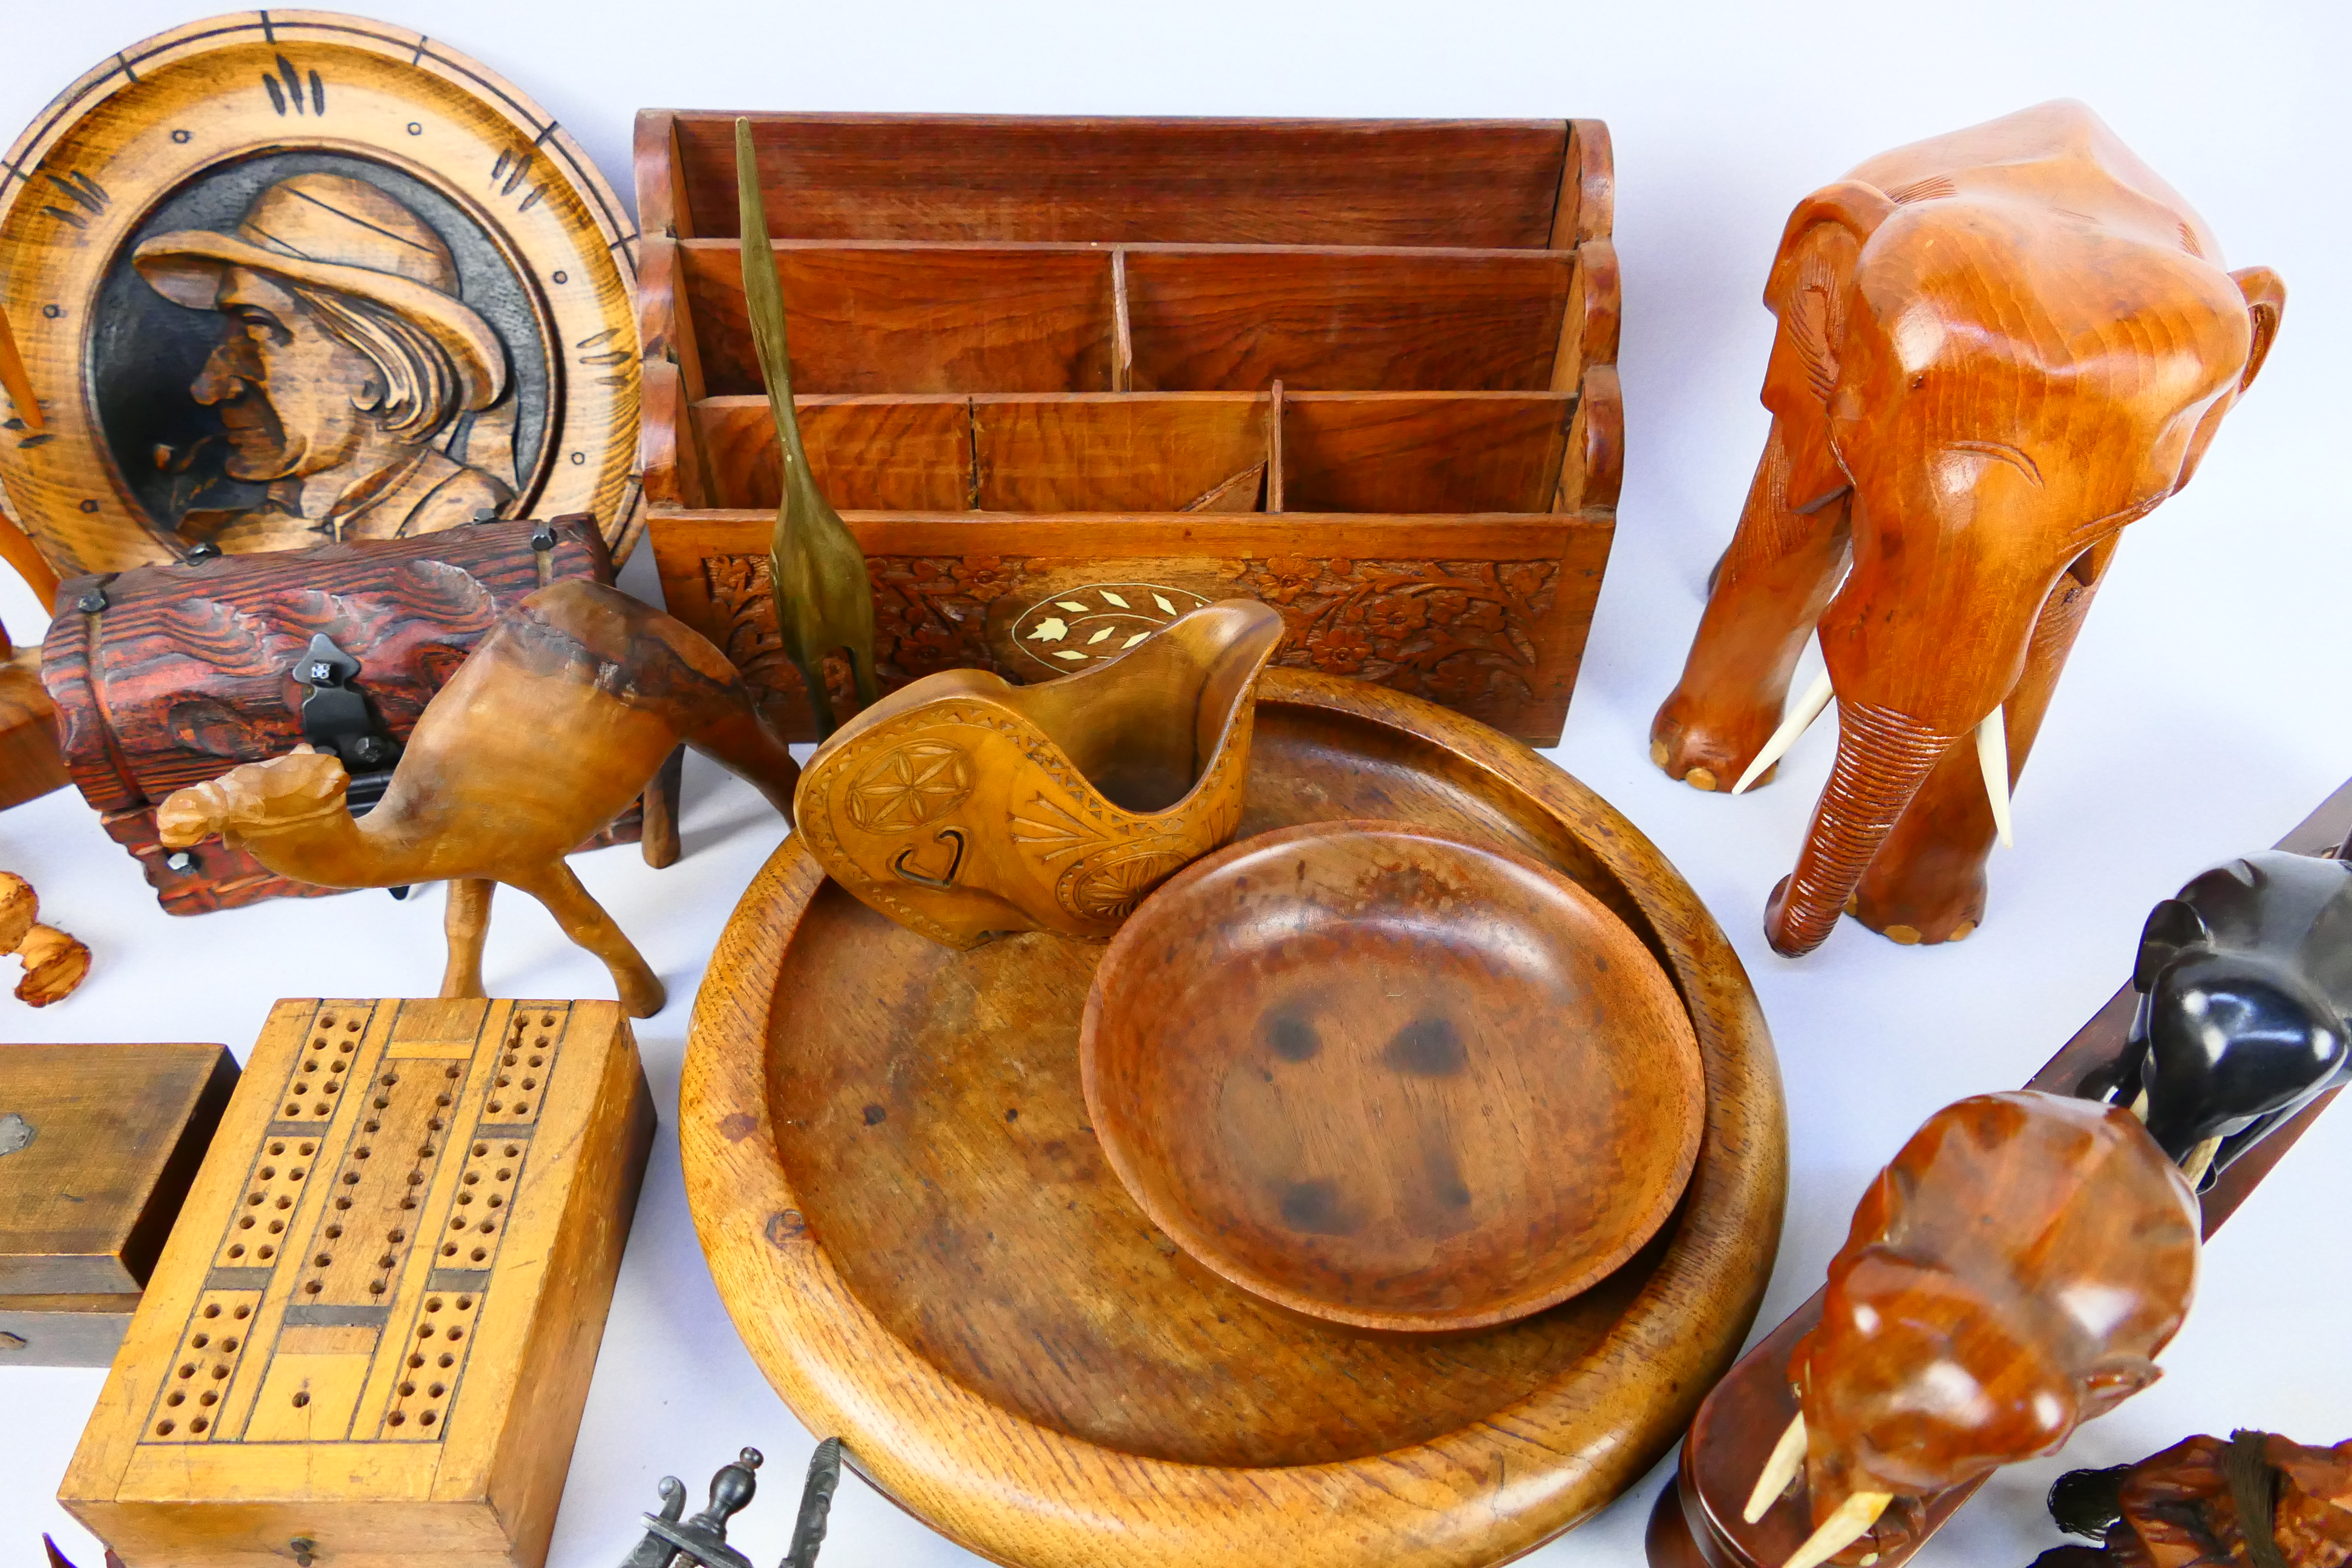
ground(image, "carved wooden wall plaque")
xmin=0 ymin=11 xmax=644 ymax=580
xmin=61 ymin=996 xmax=655 ymax=1568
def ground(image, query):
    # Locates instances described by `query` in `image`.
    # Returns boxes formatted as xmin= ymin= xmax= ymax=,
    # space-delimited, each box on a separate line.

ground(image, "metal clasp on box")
xmin=294 ymin=634 xmax=403 ymax=815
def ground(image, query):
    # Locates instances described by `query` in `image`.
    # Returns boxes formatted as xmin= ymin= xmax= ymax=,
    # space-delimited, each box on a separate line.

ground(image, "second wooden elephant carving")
xmin=1651 ymin=100 xmax=2284 ymax=956
xmin=1749 ymin=1092 xmax=2201 ymax=1568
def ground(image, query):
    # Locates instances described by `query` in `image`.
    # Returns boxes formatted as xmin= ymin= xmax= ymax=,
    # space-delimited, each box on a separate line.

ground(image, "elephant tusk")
xmin=2180 ymin=1135 xmax=2223 ymax=1187
xmin=1734 ymin=671 xmax=1836 ymax=795
xmin=1976 ymin=708 xmax=2014 ymax=848
xmin=1744 ymin=1413 xmax=1809 ymax=1523
xmin=1782 ymin=1490 xmax=1892 ymax=1568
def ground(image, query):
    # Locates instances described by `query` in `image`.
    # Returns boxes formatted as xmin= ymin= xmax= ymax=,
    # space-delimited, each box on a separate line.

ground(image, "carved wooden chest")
xmin=637 ymin=113 xmax=1622 ymax=745
xmin=39 ymin=518 xmax=658 ymax=912
xmin=61 ymin=998 xmax=654 ymax=1568
xmin=0 ymin=1042 xmax=238 ymax=1367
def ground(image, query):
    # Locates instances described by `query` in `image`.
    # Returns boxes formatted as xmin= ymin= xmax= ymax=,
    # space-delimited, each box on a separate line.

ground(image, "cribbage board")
xmin=63 ymin=998 xmax=655 ymax=1568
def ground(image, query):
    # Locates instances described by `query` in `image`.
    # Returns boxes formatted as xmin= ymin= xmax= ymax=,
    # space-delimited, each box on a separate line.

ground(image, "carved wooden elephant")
xmin=1651 ymin=101 xmax=2284 ymax=956
xmin=1749 ymin=1092 xmax=2200 ymax=1568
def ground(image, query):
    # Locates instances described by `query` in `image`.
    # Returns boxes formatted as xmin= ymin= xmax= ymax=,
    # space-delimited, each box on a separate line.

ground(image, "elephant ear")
xmin=1786 ymin=254 xmax=1841 ymax=404
xmin=2134 ymin=897 xmax=2210 ymax=993
xmin=1770 ymin=180 xmax=1899 ymax=408
xmin=2229 ymin=266 xmax=2285 ymax=392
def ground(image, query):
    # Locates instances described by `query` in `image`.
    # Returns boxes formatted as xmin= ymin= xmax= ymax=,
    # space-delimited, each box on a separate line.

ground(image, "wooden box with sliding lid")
xmin=60 ymin=999 xmax=655 ymax=1568
xmin=637 ymin=112 xmax=1622 ymax=745
xmin=0 ymin=1042 xmax=238 ymax=1366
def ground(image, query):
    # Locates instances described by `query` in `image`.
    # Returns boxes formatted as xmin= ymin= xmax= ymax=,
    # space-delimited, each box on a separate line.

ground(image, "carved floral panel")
xmin=1226 ymin=555 xmax=1558 ymax=719
xmin=697 ymin=552 xmax=1561 ymax=732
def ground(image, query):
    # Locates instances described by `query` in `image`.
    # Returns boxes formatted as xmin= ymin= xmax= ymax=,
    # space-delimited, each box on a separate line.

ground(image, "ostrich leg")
xmin=440 ymin=878 xmax=494 ymax=998
xmin=512 ymin=861 xmax=667 ymax=1018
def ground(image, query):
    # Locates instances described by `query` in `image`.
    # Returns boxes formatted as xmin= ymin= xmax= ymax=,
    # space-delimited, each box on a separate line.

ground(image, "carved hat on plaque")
xmin=0 ymin=11 xmax=644 ymax=578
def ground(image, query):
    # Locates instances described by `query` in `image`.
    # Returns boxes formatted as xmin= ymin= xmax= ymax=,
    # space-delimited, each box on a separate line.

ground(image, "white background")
xmin=4 ymin=2 xmax=2349 ymax=1564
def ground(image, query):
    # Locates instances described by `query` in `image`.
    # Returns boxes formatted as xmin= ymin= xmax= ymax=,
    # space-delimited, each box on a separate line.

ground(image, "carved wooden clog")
xmin=794 ymin=600 xmax=1283 ymax=947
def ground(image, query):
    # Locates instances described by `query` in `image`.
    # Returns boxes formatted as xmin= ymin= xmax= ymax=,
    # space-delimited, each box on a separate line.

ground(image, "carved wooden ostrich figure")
xmin=157 ymin=580 xmax=801 ymax=1016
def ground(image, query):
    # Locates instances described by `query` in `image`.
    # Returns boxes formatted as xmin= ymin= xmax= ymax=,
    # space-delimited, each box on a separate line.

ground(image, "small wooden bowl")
xmin=1082 ymin=818 xmax=1705 ymax=1334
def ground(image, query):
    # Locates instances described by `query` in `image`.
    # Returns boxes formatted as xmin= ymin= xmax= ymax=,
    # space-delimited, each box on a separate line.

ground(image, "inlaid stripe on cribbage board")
xmin=139 ymin=999 xmax=391 ymax=1445
xmin=134 ymin=999 xmax=581 ymax=1447
xmin=364 ymin=1001 xmax=572 ymax=1442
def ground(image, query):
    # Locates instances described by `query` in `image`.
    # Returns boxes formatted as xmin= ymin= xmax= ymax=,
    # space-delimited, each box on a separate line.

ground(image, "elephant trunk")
xmin=1765 ymin=702 xmax=1960 ymax=956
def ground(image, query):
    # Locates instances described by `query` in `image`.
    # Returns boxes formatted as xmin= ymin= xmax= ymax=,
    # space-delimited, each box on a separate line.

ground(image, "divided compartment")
xmin=676 ymin=242 xmax=1572 ymax=397
xmin=644 ymin=114 xmax=1583 ymax=247
xmin=638 ymin=111 xmax=1622 ymax=745
xmin=1121 ymin=249 xmax=1571 ymax=393
xmin=691 ymin=390 xmax=1575 ymax=517
xmin=679 ymin=243 xmax=1118 ymax=396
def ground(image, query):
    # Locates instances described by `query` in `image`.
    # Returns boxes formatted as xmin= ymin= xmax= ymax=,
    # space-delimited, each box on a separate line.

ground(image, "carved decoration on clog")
xmin=795 ymin=600 xmax=1284 ymax=948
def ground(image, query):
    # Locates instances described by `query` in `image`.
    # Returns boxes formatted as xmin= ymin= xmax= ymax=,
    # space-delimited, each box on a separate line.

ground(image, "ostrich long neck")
xmin=229 ymin=807 xmax=428 ymax=889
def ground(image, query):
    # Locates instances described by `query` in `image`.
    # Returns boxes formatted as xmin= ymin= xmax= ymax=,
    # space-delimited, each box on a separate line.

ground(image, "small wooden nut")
xmin=14 ymin=923 xmax=91 ymax=1006
xmin=0 ymin=871 xmax=34 ymax=953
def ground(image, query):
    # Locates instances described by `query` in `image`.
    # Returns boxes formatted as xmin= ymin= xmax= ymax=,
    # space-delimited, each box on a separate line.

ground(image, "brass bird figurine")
xmin=735 ymin=117 xmax=878 ymax=740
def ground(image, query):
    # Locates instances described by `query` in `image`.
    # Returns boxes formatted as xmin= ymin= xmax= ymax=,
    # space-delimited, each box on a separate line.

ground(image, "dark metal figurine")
xmin=2082 ymin=841 xmax=2352 ymax=1190
xmin=618 ymin=1439 xmax=845 ymax=1568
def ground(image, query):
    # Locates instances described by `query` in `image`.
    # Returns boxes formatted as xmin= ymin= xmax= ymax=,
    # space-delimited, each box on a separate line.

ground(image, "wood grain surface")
xmin=0 ymin=11 xmax=645 ymax=575
xmin=649 ymin=509 xmax=1614 ymax=745
xmin=683 ymin=667 xmax=1786 ymax=1568
xmin=34 ymin=518 xmax=666 ymax=913
xmin=1647 ymin=102 xmax=2284 ymax=956
xmin=649 ymin=113 xmax=1575 ymax=247
xmin=1082 ymin=817 xmax=1704 ymax=1334
xmin=0 ymin=642 xmax=68 ymax=810
xmin=61 ymin=998 xmax=655 ymax=1568
xmin=791 ymin=599 xmax=1279 ymax=947
xmin=972 ymin=394 xmax=1269 ymax=513
xmin=1282 ymin=391 xmax=1573 ymax=514
xmin=0 ymin=1042 xmax=237 ymax=1296
xmin=696 ymin=391 xmax=1578 ymax=517
xmin=641 ymin=114 xmax=1623 ymax=748
xmin=42 ymin=520 xmax=611 ymax=812
xmin=696 ymin=396 xmax=975 ymax=512
xmin=1122 ymin=248 xmax=1570 ymax=391
xmin=681 ymin=242 xmax=1117 ymax=396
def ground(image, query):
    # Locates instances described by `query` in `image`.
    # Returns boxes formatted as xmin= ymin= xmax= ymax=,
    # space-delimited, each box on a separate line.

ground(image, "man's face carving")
xmin=191 ymin=266 xmax=377 ymax=481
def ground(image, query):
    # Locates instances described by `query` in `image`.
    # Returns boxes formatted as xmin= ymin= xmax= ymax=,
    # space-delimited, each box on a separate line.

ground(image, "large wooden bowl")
xmin=1083 ymin=818 xmax=1705 ymax=1334
xmin=684 ymin=667 xmax=1785 ymax=1568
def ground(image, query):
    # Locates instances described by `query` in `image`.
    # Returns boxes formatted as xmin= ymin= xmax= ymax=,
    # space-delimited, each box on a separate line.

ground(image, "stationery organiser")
xmin=638 ymin=113 xmax=1623 ymax=745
